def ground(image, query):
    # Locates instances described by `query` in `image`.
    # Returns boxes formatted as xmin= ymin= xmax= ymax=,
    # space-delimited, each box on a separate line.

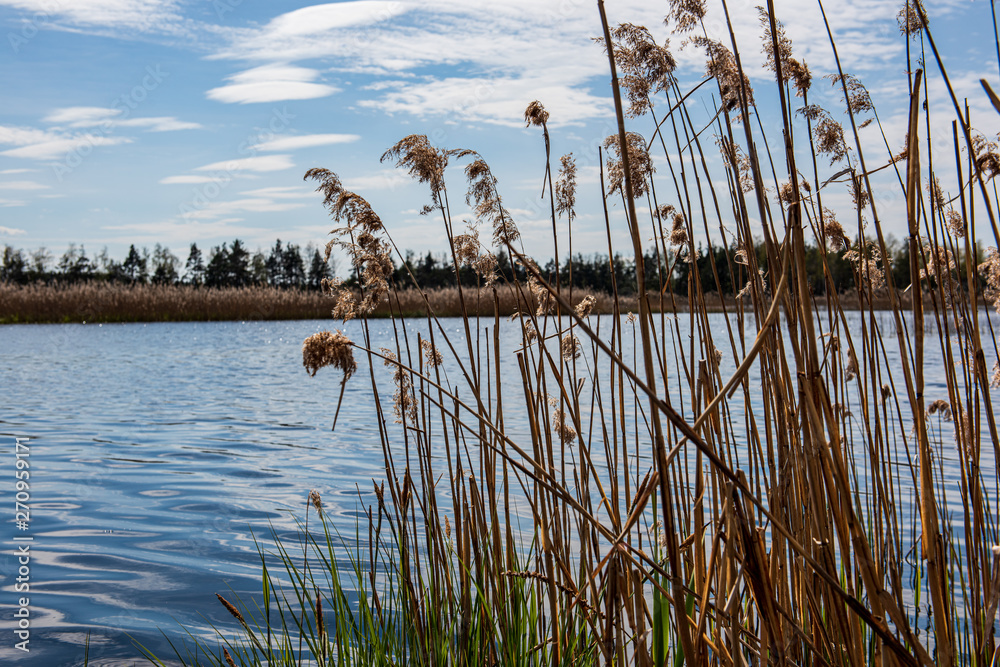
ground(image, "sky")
xmin=0 ymin=0 xmax=996 ymax=270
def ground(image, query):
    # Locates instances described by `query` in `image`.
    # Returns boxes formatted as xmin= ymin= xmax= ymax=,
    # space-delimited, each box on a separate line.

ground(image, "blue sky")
xmin=0 ymin=0 xmax=996 ymax=269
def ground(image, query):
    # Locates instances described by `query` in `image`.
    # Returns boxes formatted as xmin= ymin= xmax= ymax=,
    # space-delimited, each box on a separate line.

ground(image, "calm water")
xmin=0 ymin=314 xmax=996 ymax=665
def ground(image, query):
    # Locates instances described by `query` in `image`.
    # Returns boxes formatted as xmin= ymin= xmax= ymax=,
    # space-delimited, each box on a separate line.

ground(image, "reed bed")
xmin=153 ymin=1 xmax=1000 ymax=665
xmin=0 ymin=283 xmax=335 ymax=323
xmin=0 ymin=282 xmax=757 ymax=322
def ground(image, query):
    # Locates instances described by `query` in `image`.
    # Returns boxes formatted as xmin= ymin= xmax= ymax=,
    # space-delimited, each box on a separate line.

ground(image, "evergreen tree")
xmin=184 ymin=244 xmax=205 ymax=286
xmin=227 ymin=239 xmax=251 ymax=287
xmin=204 ymin=244 xmax=230 ymax=287
xmin=122 ymin=245 xmax=146 ymax=283
xmin=307 ymin=248 xmax=332 ymax=290
xmin=281 ymin=243 xmax=306 ymax=288
xmin=266 ymin=239 xmax=284 ymax=286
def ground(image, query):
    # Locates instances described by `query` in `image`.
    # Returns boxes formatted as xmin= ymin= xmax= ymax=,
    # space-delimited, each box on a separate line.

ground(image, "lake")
xmin=1 ymin=312 xmax=996 ymax=665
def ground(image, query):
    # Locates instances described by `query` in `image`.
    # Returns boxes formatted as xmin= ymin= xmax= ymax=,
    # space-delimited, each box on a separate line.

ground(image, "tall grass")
xmin=157 ymin=1 xmax=1000 ymax=665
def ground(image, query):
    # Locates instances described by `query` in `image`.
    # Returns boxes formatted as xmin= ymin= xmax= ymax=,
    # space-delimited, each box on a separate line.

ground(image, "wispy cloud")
xmin=0 ymin=180 xmax=49 ymax=190
xmin=343 ymin=169 xmax=417 ymax=191
xmin=0 ymin=225 xmax=27 ymax=233
xmin=177 ymin=197 xmax=307 ymax=221
xmin=159 ymin=175 xmax=219 ymax=185
xmin=252 ymin=134 xmax=360 ymax=151
xmin=44 ymin=106 xmax=201 ymax=132
xmin=0 ymin=135 xmax=131 ymax=160
xmin=240 ymin=186 xmax=316 ymax=199
xmin=100 ymin=218 xmax=261 ymax=247
xmin=0 ymin=0 xmax=182 ymax=31
xmin=204 ymin=0 xmax=957 ymax=127
xmin=206 ymin=64 xmax=339 ymax=104
xmin=361 ymin=74 xmax=610 ymax=126
xmin=193 ymin=154 xmax=296 ymax=173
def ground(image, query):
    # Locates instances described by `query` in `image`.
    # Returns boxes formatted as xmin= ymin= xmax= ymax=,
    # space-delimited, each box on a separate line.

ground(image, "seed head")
xmin=561 ymin=334 xmax=581 ymax=360
xmin=845 ymin=347 xmax=859 ymax=381
xmin=603 ymin=132 xmax=654 ymax=198
xmin=822 ymin=211 xmax=850 ymax=252
xmin=464 ymin=156 xmax=519 ymax=247
xmin=971 ymin=131 xmax=1000 ymax=180
xmin=381 ymin=348 xmax=417 ymax=425
xmin=524 ymin=100 xmax=549 ymax=127
xmin=827 ymin=73 xmax=874 ymax=118
xmin=979 ymin=247 xmax=1000 ymax=309
xmin=758 ymin=7 xmax=795 ymax=86
xmin=692 ymin=36 xmax=754 ymax=113
xmin=844 ymin=241 xmax=885 ymax=291
xmin=601 ymin=23 xmax=676 ymax=117
xmin=927 ymin=399 xmax=953 ymax=420
xmin=666 ymin=0 xmax=705 ymax=34
xmin=786 ymin=57 xmax=812 ymax=97
xmin=303 ymin=330 xmax=357 ymax=380
xmin=548 ymin=396 xmax=577 ymax=444
xmin=897 ymin=0 xmax=928 ymax=35
xmin=308 ymin=489 xmax=323 ymax=514
xmin=421 ymin=339 xmax=443 ymax=368
xmin=217 ymin=594 xmax=246 ymax=625
xmin=945 ymin=209 xmax=965 ymax=238
xmin=574 ymin=295 xmax=597 ymax=318
xmin=381 ymin=134 xmax=448 ymax=208
xmin=556 ymin=154 xmax=577 ymax=220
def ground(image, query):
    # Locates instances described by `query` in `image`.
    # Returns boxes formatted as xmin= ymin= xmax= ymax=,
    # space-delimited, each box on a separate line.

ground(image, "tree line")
xmin=0 ymin=235 xmax=985 ymax=295
xmin=0 ymin=240 xmax=334 ymax=290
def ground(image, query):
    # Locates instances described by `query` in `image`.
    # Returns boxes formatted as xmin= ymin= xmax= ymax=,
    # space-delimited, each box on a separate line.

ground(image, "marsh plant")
xmin=165 ymin=0 xmax=1000 ymax=664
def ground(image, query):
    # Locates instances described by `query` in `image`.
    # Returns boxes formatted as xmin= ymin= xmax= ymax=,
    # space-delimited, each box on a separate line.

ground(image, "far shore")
xmin=0 ymin=281 xmax=924 ymax=324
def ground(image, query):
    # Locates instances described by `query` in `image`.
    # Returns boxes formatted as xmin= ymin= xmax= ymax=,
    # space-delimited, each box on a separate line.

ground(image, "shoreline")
xmin=0 ymin=281 xmax=924 ymax=324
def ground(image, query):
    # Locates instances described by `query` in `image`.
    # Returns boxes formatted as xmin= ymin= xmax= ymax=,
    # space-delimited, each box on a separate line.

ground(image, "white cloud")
xmin=45 ymin=107 xmax=201 ymax=132
xmin=160 ymin=175 xmax=219 ymax=185
xmin=0 ymin=226 xmax=27 ymax=234
xmin=252 ymin=134 xmax=360 ymax=151
xmin=239 ymin=186 xmax=316 ymax=199
xmin=0 ymin=0 xmax=182 ymax=32
xmin=43 ymin=107 xmax=118 ymax=127
xmin=0 ymin=180 xmax=48 ymax=190
xmin=361 ymin=74 xmax=610 ymax=126
xmin=0 ymin=136 xmax=131 ymax=160
xmin=100 ymin=219 xmax=261 ymax=246
xmin=206 ymin=64 xmax=339 ymax=104
xmin=204 ymin=0 xmax=973 ymax=129
xmin=265 ymin=2 xmax=410 ymax=36
xmin=343 ymin=169 xmax=417 ymax=191
xmin=178 ymin=197 xmax=307 ymax=221
xmin=0 ymin=168 xmax=34 ymax=174
xmin=0 ymin=125 xmax=62 ymax=146
xmin=0 ymin=201 xmax=26 ymax=209
xmin=117 ymin=117 xmax=202 ymax=132
xmin=193 ymin=154 xmax=296 ymax=173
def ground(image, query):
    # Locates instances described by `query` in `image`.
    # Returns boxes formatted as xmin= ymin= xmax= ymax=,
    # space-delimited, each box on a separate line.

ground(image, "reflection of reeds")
xmin=159 ymin=2 xmax=1000 ymax=665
